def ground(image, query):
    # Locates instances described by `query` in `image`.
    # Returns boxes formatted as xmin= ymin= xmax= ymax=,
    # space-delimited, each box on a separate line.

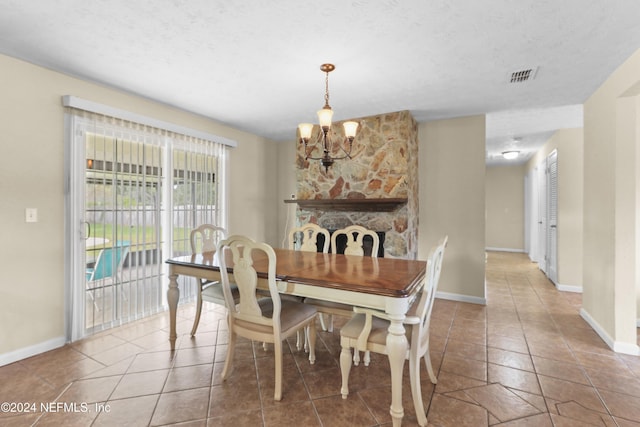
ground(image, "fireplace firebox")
xmin=316 ymin=230 xmax=385 ymax=258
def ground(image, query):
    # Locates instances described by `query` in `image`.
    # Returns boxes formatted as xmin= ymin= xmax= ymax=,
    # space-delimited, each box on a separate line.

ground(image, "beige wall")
xmin=527 ymin=128 xmax=584 ymax=289
xmin=583 ymin=48 xmax=640 ymax=352
xmin=485 ymin=165 xmax=525 ymax=251
xmin=615 ymin=94 xmax=640 ymax=333
xmin=227 ymin=131 xmax=280 ymax=244
xmin=277 ymin=139 xmax=297 ymax=248
xmin=0 ymin=54 xmax=278 ymax=358
xmin=418 ymin=116 xmax=486 ymax=302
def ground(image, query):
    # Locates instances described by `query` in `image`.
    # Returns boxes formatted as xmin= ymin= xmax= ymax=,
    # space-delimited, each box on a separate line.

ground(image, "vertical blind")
xmin=65 ymin=102 xmax=229 ymax=338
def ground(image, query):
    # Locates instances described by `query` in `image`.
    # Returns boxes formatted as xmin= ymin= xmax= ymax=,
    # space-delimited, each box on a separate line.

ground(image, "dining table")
xmin=165 ymin=247 xmax=427 ymax=427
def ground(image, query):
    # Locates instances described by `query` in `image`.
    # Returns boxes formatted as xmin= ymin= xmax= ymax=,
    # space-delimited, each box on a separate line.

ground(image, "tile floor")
xmin=2 ymin=251 xmax=640 ymax=426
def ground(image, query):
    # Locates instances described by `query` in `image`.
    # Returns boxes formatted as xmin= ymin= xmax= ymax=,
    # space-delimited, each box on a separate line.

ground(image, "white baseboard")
xmin=0 ymin=336 xmax=66 ymax=367
xmin=555 ymin=283 xmax=582 ymax=293
xmin=580 ymin=308 xmax=639 ymax=356
xmin=614 ymin=340 xmax=640 ymax=355
xmin=485 ymin=247 xmax=525 ymax=253
xmin=436 ymin=291 xmax=486 ymax=305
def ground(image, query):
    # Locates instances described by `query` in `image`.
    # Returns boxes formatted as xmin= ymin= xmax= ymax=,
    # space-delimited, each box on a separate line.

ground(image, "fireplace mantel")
xmin=285 ymin=198 xmax=407 ymax=212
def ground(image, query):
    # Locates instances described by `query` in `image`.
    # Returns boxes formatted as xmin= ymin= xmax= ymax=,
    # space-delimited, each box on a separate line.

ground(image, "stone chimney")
xmin=293 ymin=110 xmax=418 ymax=259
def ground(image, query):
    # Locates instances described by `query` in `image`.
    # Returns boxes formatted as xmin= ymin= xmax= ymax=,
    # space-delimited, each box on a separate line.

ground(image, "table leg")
xmin=387 ymin=314 xmax=408 ymax=427
xmin=167 ymin=272 xmax=179 ymax=350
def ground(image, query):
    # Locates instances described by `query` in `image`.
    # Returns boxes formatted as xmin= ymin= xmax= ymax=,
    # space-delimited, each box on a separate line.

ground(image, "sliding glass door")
xmin=65 ymin=106 xmax=227 ymax=341
xmin=84 ymin=134 xmax=165 ymax=332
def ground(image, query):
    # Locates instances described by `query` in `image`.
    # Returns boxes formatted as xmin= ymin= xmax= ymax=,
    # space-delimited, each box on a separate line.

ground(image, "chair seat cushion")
xmin=235 ymin=299 xmax=316 ymax=335
xmin=304 ymin=298 xmax=353 ymax=316
xmin=202 ymin=282 xmax=239 ymax=303
xmin=280 ymin=294 xmax=304 ymax=302
xmin=341 ymin=313 xmax=412 ymax=346
xmin=201 ymin=280 xmax=219 ymax=288
xmin=255 ymin=289 xmax=302 ymax=302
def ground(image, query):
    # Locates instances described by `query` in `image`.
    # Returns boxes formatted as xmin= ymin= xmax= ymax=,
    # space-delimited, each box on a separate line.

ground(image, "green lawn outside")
xmin=87 ymin=223 xmax=190 ymax=254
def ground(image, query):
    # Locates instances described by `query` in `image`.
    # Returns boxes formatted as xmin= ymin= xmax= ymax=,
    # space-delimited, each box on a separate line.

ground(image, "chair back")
xmin=331 ymin=225 xmax=379 ymax=257
xmin=218 ymin=235 xmax=281 ymax=329
xmin=191 ymin=224 xmax=227 ymax=254
xmin=288 ymin=223 xmax=330 ymax=253
xmin=89 ymin=240 xmax=130 ymax=282
xmin=411 ymin=236 xmax=448 ymax=347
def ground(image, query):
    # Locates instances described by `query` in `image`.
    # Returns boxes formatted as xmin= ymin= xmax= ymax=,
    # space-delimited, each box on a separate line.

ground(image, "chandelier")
xmin=298 ymin=63 xmax=359 ymax=172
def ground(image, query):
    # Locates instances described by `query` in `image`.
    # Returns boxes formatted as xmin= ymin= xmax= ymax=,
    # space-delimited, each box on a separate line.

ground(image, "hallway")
xmin=1 ymin=251 xmax=640 ymax=426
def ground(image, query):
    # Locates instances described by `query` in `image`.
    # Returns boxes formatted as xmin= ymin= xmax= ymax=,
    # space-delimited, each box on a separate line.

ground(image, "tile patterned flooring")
xmin=2 ymin=251 xmax=640 ymax=426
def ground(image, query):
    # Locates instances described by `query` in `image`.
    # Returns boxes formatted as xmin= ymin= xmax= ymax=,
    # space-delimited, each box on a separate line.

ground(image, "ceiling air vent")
xmin=509 ymin=67 xmax=538 ymax=83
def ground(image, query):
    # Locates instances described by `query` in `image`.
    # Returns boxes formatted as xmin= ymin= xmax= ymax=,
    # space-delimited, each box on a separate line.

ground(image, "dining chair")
xmin=288 ymin=222 xmax=330 ymax=253
xmin=338 ymin=236 xmax=448 ymax=427
xmin=307 ymin=224 xmax=380 ymax=330
xmin=304 ymin=224 xmax=380 ymax=363
xmin=288 ymin=223 xmax=330 ymax=351
xmin=218 ymin=235 xmax=318 ymax=401
xmin=86 ymin=240 xmax=130 ymax=310
xmin=189 ymin=224 xmax=239 ymax=336
xmin=331 ymin=224 xmax=380 ymax=258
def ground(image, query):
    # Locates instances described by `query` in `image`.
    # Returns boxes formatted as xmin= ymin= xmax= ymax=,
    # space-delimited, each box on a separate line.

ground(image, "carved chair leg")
xmin=318 ymin=313 xmax=329 ymax=331
xmin=340 ymin=345 xmax=353 ymax=399
xmin=308 ymin=319 xmax=316 ymax=364
xmin=410 ymin=353 xmax=428 ymax=427
xmin=190 ymin=286 xmax=204 ymax=336
xmin=221 ymin=331 xmax=236 ymax=380
xmin=274 ymin=341 xmax=283 ymax=401
xmin=424 ymin=350 xmax=438 ymax=384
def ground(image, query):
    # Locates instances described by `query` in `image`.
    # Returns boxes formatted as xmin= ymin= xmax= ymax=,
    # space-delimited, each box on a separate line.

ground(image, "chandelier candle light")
xmin=298 ymin=63 xmax=359 ymax=172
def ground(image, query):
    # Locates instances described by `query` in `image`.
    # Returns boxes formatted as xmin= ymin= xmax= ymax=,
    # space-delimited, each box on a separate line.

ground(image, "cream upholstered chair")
xmin=288 ymin=223 xmax=330 ymax=253
xmin=189 ymin=224 xmax=239 ymax=336
xmin=288 ymin=223 xmax=330 ymax=351
xmin=218 ymin=235 xmax=317 ymax=401
xmin=338 ymin=236 xmax=448 ymax=427
xmin=306 ymin=225 xmax=380 ymax=333
xmin=331 ymin=224 xmax=380 ymax=258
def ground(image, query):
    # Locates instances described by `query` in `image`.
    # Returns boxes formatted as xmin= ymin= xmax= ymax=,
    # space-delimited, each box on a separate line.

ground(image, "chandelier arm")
xmin=302 ymin=129 xmax=328 ymax=160
xmin=325 ymin=153 xmax=351 ymax=161
xmin=302 ymin=129 xmax=354 ymax=161
xmin=305 ymin=153 xmax=352 ymax=161
xmin=303 ymin=142 xmax=326 ymax=160
xmin=336 ymin=139 xmax=353 ymax=158
xmin=304 ymin=146 xmax=351 ymax=161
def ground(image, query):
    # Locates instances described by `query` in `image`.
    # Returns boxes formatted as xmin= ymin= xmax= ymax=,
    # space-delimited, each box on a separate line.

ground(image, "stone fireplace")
xmin=290 ymin=110 xmax=418 ymax=259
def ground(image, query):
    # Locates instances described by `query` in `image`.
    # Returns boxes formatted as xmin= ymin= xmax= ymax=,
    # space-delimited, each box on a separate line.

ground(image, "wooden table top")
xmin=166 ymin=247 xmax=427 ymax=298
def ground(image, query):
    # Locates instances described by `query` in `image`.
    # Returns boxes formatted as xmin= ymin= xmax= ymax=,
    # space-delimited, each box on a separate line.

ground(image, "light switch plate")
xmin=25 ymin=208 xmax=38 ymax=223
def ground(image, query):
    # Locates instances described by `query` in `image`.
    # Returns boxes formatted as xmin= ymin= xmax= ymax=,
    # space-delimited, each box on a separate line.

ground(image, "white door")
xmin=66 ymin=117 xmax=168 ymax=340
xmin=524 ymin=173 xmax=530 ymax=255
xmin=527 ymin=168 xmax=538 ymax=262
xmin=537 ymin=160 xmax=547 ymax=271
xmin=84 ymin=135 xmax=166 ymax=333
xmin=546 ymin=150 xmax=558 ymax=283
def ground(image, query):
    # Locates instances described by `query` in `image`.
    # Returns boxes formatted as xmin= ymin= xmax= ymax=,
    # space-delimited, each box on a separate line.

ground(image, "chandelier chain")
xmin=324 ymin=71 xmax=330 ymax=108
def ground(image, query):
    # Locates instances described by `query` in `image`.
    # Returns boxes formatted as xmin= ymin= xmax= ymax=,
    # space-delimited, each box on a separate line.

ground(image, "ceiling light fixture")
xmin=298 ymin=64 xmax=359 ymax=172
xmin=502 ymin=150 xmax=519 ymax=160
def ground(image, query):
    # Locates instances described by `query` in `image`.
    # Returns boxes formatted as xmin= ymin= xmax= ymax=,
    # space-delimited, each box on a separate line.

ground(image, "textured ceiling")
xmin=1 ymin=0 xmax=639 ymax=165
